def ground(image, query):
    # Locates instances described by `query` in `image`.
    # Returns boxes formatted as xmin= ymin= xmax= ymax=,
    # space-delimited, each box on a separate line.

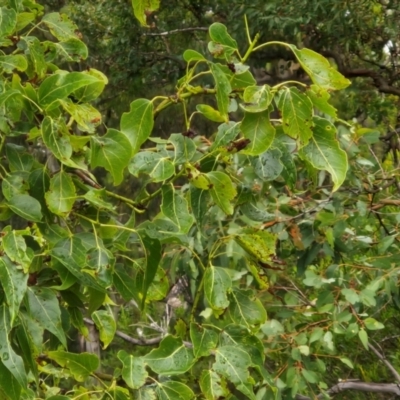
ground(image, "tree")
xmin=0 ymin=1 xmax=400 ymax=399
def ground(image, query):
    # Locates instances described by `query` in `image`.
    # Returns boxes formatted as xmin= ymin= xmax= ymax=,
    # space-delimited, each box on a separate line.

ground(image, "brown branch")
xmin=295 ymin=381 xmax=400 ymax=400
xmin=143 ymin=27 xmax=208 ymax=36
xmin=368 ymin=342 xmax=400 ymax=382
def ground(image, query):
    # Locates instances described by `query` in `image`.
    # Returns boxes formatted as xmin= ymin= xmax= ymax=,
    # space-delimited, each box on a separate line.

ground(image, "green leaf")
xmin=204 ymin=266 xmax=232 ymax=313
xmin=358 ymin=328 xmax=369 ymax=350
xmin=214 ymin=346 xmax=256 ymax=400
xmin=0 ymin=55 xmax=27 ymax=73
xmin=0 ymin=256 xmax=28 ymax=324
xmin=129 ymin=151 xmax=174 ymax=182
xmin=168 ymin=133 xmax=196 ymax=164
xmin=45 ymin=171 xmax=76 ymax=215
xmin=229 ymin=288 xmax=267 ymax=328
xmin=2 ymin=228 xmax=32 ymax=272
xmin=38 ymin=71 xmax=103 ymax=109
xmin=91 ymin=129 xmax=132 ymax=186
xmin=0 ymin=305 xmax=27 ymax=388
xmin=27 ymin=287 xmax=67 ymax=347
xmin=200 ymin=370 xmax=229 ymax=400
xmin=41 ymin=117 xmax=72 ymax=163
xmin=207 ymin=171 xmax=236 ymax=215
xmin=341 ymin=288 xmax=360 ymax=305
xmin=120 ymin=98 xmax=154 ymax=156
xmin=235 ymin=229 xmax=277 ymax=263
xmin=276 ymin=87 xmax=313 ymax=146
xmin=241 ymin=85 xmax=273 ymax=113
xmin=156 ymin=381 xmax=194 ymax=400
xmin=118 ymin=350 xmax=147 ymax=389
xmin=42 ymin=12 xmax=79 ymax=41
xmin=210 ymin=63 xmax=231 ymax=118
xmin=196 ymin=104 xmax=226 ymax=122
xmin=252 ymin=147 xmax=283 ymax=181
xmin=61 ymin=100 xmax=101 ymax=133
xmin=0 ymin=360 xmax=21 ymax=400
xmin=144 ymin=336 xmax=194 ymax=375
xmin=8 ymin=194 xmax=42 ymax=222
xmin=47 ymin=351 xmax=99 ymax=381
xmin=161 ymin=184 xmax=194 ymax=233
xmin=138 ymin=232 xmax=162 ymax=307
xmin=131 ymin=0 xmax=160 ymax=26
xmin=6 ymin=144 xmax=33 ymax=172
xmin=72 ymin=68 xmax=108 ymax=102
xmin=21 ymin=36 xmax=47 ymax=78
xmin=209 ymin=23 xmax=238 ymax=49
xmin=2 ymin=172 xmax=30 ymax=201
xmin=211 ymin=122 xmax=241 ymax=150
xmin=183 ymin=49 xmax=206 ymax=62
xmin=52 ymin=38 xmax=88 ymax=62
xmin=51 ymin=237 xmax=107 ymax=292
xmin=340 ymin=357 xmax=354 ymax=369
xmin=113 ymin=266 xmax=138 ymax=302
xmin=299 ymin=116 xmax=348 ymax=191
xmin=0 ymin=7 xmax=17 ymax=38
xmin=364 ymin=317 xmax=385 ymax=331
xmin=290 ymin=45 xmax=351 ymax=90
xmin=301 ymin=369 xmax=318 ymax=383
xmin=307 ymin=85 xmax=337 ymax=118
xmin=190 ymin=323 xmax=219 ymax=358
xmin=241 ymin=110 xmax=275 ymax=155
xmin=190 ymin=187 xmax=209 ymax=227
xmin=92 ymin=310 xmax=116 ymax=349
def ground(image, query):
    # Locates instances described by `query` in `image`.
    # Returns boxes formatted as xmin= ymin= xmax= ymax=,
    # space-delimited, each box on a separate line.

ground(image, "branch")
xmin=368 ymin=342 xmax=400 ymax=382
xmin=143 ymin=27 xmax=208 ymax=36
xmin=295 ymin=381 xmax=400 ymax=400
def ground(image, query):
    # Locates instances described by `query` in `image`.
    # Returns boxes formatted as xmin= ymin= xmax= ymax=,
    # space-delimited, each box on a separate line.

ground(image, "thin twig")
xmin=368 ymin=342 xmax=400 ymax=382
xmin=143 ymin=27 xmax=208 ymax=36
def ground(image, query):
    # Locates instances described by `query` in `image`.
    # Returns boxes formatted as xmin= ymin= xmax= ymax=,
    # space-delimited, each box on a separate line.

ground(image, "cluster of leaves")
xmin=1 ymin=0 xmax=400 ymax=399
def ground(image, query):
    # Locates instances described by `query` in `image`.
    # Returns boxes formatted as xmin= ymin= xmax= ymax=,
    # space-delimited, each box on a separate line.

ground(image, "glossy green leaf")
xmin=61 ymin=100 xmax=101 ymax=133
xmin=118 ymin=350 xmax=147 ymax=389
xmin=207 ymin=171 xmax=236 ymax=215
xmin=229 ymin=288 xmax=267 ymax=328
xmin=129 ymin=151 xmax=174 ymax=182
xmin=0 ymin=256 xmax=27 ymax=324
xmin=48 ymin=351 xmax=99 ymax=381
xmin=252 ymin=147 xmax=283 ymax=181
xmin=52 ymin=38 xmax=88 ymax=62
xmin=290 ymin=45 xmax=351 ymax=90
xmin=8 ymin=194 xmax=42 ymax=222
xmin=41 ymin=117 xmax=72 ymax=163
xmin=144 ymin=336 xmax=194 ymax=375
xmin=38 ymin=71 xmax=103 ymax=109
xmin=27 ymin=287 xmax=66 ymax=347
xmin=91 ymin=129 xmax=132 ymax=185
xmin=211 ymin=121 xmax=241 ymax=150
xmin=209 ymin=23 xmax=238 ymax=49
xmin=0 ymin=55 xmax=27 ymax=73
xmin=190 ymin=186 xmax=209 ymax=227
xmin=0 ymin=7 xmax=16 ymax=38
xmin=210 ymin=63 xmax=231 ymax=118
xmin=235 ymin=229 xmax=277 ymax=263
xmin=113 ymin=266 xmax=138 ymax=302
xmin=92 ymin=309 xmax=116 ymax=349
xmin=161 ymin=184 xmax=194 ymax=233
xmin=156 ymin=381 xmax=194 ymax=400
xmin=204 ymin=266 xmax=232 ymax=312
xmin=241 ymin=110 xmax=275 ymax=155
xmin=214 ymin=346 xmax=255 ymax=400
xmin=2 ymin=171 xmax=30 ymax=201
xmin=138 ymin=232 xmax=162 ymax=307
xmin=183 ymin=49 xmax=206 ymax=62
xmin=6 ymin=144 xmax=33 ymax=172
xmin=2 ymin=228 xmax=32 ymax=271
xmin=120 ymin=98 xmax=154 ymax=156
xmin=299 ymin=116 xmax=348 ymax=191
xmin=276 ymin=87 xmax=313 ymax=146
xmin=168 ymin=133 xmax=196 ymax=164
xmin=190 ymin=323 xmax=218 ymax=358
xmin=45 ymin=171 xmax=76 ymax=215
xmin=196 ymin=104 xmax=225 ymax=122
xmin=42 ymin=12 xmax=79 ymax=41
xmin=21 ymin=36 xmax=47 ymax=78
xmin=0 ymin=305 xmax=27 ymax=388
xmin=0 ymin=360 xmax=21 ymax=400
xmin=200 ymin=370 xmax=229 ymax=400
xmin=241 ymin=85 xmax=273 ymax=113
xmin=132 ymin=0 xmax=160 ymax=26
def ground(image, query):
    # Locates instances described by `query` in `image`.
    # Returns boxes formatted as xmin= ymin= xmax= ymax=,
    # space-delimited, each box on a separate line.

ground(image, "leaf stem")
xmin=241 ymin=32 xmax=260 ymax=63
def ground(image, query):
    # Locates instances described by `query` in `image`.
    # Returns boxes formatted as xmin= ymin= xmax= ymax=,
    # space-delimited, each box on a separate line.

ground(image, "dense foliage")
xmin=0 ymin=1 xmax=400 ymax=399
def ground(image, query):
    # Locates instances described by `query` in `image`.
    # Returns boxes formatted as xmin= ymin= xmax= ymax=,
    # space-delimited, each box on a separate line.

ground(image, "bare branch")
xmin=143 ymin=27 xmax=208 ymax=36
xmin=295 ymin=381 xmax=400 ymax=400
xmin=368 ymin=342 xmax=400 ymax=383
